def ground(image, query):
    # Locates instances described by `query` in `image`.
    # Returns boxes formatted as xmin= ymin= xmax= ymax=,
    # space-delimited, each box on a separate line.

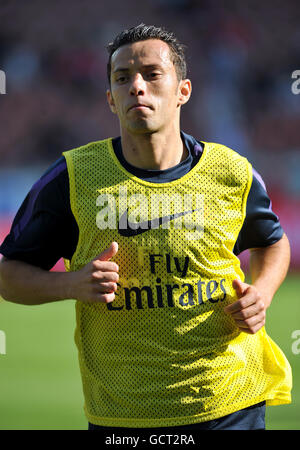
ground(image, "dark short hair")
xmin=106 ymin=23 xmax=187 ymax=85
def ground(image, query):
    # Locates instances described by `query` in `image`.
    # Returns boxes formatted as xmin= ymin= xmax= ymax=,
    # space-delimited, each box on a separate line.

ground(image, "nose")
xmin=129 ymin=73 xmax=146 ymax=96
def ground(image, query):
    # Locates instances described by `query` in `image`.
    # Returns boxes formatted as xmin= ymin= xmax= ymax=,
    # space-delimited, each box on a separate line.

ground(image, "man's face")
xmin=107 ymin=39 xmax=191 ymax=134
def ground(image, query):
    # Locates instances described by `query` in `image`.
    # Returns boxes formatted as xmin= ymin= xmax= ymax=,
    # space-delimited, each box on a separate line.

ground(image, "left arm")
xmin=224 ymin=233 xmax=291 ymax=334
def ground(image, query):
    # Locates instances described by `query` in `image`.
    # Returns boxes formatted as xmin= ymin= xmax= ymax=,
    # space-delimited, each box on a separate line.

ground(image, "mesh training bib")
xmin=63 ymin=138 xmax=292 ymax=427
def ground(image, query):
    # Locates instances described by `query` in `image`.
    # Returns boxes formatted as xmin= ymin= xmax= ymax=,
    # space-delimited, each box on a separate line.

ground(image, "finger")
xmin=234 ymin=311 xmax=265 ymax=330
xmin=92 ymin=270 xmax=119 ymax=282
xmin=232 ymin=279 xmax=249 ymax=298
xmin=92 ymin=259 xmax=119 ymax=273
xmin=95 ymin=282 xmax=118 ymax=293
xmin=224 ymin=285 xmax=261 ymax=314
xmin=224 ymin=290 xmax=258 ymax=314
xmin=95 ymin=242 xmax=118 ymax=262
xmin=231 ymin=301 xmax=265 ymax=320
xmin=96 ymin=292 xmax=116 ymax=303
xmin=235 ymin=317 xmax=266 ymax=334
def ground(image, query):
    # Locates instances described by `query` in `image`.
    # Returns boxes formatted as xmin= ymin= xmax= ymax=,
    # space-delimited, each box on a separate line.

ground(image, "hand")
xmin=223 ymin=279 xmax=266 ymax=334
xmin=69 ymin=242 xmax=119 ymax=304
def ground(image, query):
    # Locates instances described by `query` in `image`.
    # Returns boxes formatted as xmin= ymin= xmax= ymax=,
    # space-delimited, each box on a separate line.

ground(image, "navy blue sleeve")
xmin=0 ymin=157 xmax=79 ymax=270
xmin=233 ymin=169 xmax=284 ymax=255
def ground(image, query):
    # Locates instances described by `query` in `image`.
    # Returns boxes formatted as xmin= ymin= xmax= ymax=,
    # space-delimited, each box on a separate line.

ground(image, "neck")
xmin=120 ymin=126 xmax=188 ymax=170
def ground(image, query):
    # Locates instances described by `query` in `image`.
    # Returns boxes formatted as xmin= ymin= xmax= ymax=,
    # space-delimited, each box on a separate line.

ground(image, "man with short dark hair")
xmin=0 ymin=24 xmax=292 ymax=431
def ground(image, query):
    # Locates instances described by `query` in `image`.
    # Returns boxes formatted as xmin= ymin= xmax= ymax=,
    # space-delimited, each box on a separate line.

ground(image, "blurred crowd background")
xmin=0 ymin=0 xmax=300 ymax=267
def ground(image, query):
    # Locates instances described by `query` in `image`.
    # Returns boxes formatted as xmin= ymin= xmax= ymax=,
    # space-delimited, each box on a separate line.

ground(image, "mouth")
xmin=128 ymin=103 xmax=152 ymax=112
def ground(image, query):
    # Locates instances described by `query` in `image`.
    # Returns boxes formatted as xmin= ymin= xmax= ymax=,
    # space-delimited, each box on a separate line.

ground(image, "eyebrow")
xmin=112 ymin=64 xmax=163 ymax=74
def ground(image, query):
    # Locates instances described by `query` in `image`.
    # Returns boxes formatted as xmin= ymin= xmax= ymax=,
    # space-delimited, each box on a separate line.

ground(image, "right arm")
xmin=0 ymin=242 xmax=119 ymax=305
xmin=0 ymin=157 xmax=118 ymax=306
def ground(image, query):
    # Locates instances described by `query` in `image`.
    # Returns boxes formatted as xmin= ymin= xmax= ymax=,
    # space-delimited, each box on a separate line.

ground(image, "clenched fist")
xmin=224 ymin=279 xmax=266 ymax=334
xmin=69 ymin=242 xmax=119 ymax=304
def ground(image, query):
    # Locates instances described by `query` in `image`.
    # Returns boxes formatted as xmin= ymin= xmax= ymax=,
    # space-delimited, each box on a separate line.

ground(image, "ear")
xmin=177 ymin=79 xmax=192 ymax=107
xmin=106 ymin=89 xmax=117 ymax=114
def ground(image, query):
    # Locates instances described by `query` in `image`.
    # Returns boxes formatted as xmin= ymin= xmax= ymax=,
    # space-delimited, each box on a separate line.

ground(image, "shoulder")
xmin=201 ymin=141 xmax=252 ymax=176
xmin=63 ymin=138 xmax=112 ymax=159
xmin=251 ymin=167 xmax=267 ymax=193
xmin=234 ymin=167 xmax=283 ymax=254
xmin=247 ymin=167 xmax=276 ymax=212
xmin=42 ymin=155 xmax=67 ymax=176
xmin=32 ymin=156 xmax=68 ymax=192
xmin=31 ymin=156 xmax=69 ymax=206
xmin=203 ymin=141 xmax=249 ymax=161
xmin=200 ymin=141 xmax=252 ymax=190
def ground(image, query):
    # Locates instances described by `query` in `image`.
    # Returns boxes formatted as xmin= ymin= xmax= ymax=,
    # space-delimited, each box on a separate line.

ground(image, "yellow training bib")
xmin=63 ymin=138 xmax=292 ymax=427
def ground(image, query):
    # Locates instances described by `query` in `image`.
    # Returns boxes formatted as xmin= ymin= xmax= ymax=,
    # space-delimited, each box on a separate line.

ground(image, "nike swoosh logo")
xmin=118 ymin=208 xmax=201 ymax=237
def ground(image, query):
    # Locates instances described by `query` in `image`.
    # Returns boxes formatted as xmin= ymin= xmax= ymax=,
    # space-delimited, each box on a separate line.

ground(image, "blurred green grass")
xmin=0 ymin=274 xmax=299 ymax=430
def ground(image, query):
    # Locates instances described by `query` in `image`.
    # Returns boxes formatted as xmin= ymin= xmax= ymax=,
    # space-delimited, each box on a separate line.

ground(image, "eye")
xmin=148 ymin=72 xmax=160 ymax=79
xmin=116 ymin=75 xmax=128 ymax=83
